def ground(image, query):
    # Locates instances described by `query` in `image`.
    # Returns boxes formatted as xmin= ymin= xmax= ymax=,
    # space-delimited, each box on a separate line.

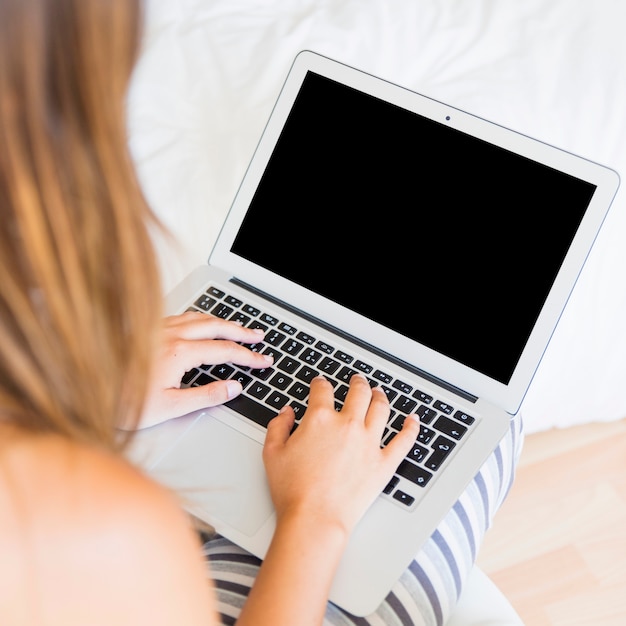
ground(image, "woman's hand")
xmin=136 ymin=312 xmax=272 ymax=429
xmin=238 ymin=375 xmax=420 ymax=626
xmin=262 ymin=374 xmax=420 ymax=537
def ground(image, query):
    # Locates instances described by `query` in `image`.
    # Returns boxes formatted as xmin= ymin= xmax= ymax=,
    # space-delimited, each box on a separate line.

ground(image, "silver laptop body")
xmin=129 ymin=51 xmax=619 ymax=616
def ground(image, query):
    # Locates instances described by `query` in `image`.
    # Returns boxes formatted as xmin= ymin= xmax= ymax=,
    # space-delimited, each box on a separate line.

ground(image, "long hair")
xmin=0 ymin=0 xmax=162 ymax=451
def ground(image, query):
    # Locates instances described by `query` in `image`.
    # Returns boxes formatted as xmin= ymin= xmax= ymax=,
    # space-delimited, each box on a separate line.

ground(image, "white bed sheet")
xmin=128 ymin=0 xmax=626 ymax=434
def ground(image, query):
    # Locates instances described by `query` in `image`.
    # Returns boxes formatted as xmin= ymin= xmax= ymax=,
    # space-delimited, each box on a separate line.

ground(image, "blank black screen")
xmin=231 ymin=72 xmax=596 ymax=384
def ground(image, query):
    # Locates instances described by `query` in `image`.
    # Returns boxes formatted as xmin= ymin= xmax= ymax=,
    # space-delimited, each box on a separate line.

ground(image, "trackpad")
xmin=146 ymin=414 xmax=274 ymax=537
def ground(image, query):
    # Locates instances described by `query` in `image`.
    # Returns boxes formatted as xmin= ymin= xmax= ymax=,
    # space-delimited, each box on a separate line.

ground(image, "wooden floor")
xmin=477 ymin=417 xmax=626 ymax=625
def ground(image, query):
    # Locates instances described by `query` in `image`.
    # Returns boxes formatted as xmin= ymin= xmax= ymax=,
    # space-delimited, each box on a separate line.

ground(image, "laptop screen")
xmin=231 ymin=71 xmax=597 ymax=385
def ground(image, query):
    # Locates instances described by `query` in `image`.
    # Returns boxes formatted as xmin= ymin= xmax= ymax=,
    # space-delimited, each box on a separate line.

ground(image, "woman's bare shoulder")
xmin=0 ymin=426 xmax=217 ymax=625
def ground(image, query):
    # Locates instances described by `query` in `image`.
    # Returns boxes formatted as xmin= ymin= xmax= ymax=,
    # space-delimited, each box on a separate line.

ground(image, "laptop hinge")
xmin=230 ymin=278 xmax=478 ymax=404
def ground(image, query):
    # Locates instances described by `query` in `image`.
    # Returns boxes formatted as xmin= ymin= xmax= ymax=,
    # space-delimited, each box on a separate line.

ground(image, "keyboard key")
xmin=243 ymin=304 xmax=260 ymax=317
xmin=269 ymin=372 xmax=292 ymax=390
xmin=392 ymin=379 xmax=413 ymax=394
xmin=417 ymin=426 xmax=436 ymax=445
xmin=296 ymin=331 xmax=315 ymax=344
xmin=453 ymin=410 xmax=476 ymax=425
xmin=207 ymin=286 xmax=225 ymax=298
xmin=416 ymin=405 xmax=437 ymax=424
xmin=336 ymin=366 xmax=357 ymax=383
xmin=230 ymin=312 xmax=251 ymax=325
xmin=283 ymin=339 xmax=305 ymax=356
xmin=425 ymin=436 xmax=456 ymax=470
xmin=407 ymin=443 xmax=429 ymax=463
xmin=246 ymin=341 xmax=264 ymax=354
xmin=301 ymin=348 xmax=322 ymax=365
xmin=231 ymin=371 xmax=253 ymax=389
xmin=194 ymin=294 xmax=217 ymax=311
xmin=260 ymin=313 xmax=279 ymax=326
xmin=212 ymin=364 xmax=235 ymax=379
xmin=279 ymin=322 xmax=297 ymax=335
xmin=295 ymin=366 xmax=318 ymax=384
xmin=373 ymin=369 xmax=392 ymax=384
xmin=225 ymin=394 xmax=275 ymax=428
xmin=265 ymin=330 xmax=287 ymax=346
xmin=315 ymin=341 xmax=334 ymax=354
xmin=250 ymin=366 xmax=273 ymax=381
xmin=379 ymin=385 xmax=397 ymax=402
xmin=289 ymin=401 xmax=307 ymax=419
xmin=391 ymin=414 xmax=407 ymax=430
xmin=318 ymin=357 xmax=340 ymax=375
xmin=412 ymin=389 xmax=433 ymax=404
xmin=277 ymin=355 xmax=300 ymax=374
xmin=334 ymin=350 xmax=354 ymax=364
xmin=392 ymin=395 xmax=417 ymax=414
xmin=433 ymin=400 xmax=454 ymax=415
xmin=192 ymin=372 xmax=215 ymax=387
xmin=392 ymin=490 xmax=415 ymax=506
xmin=211 ymin=303 xmax=234 ymax=319
xmin=334 ymin=384 xmax=349 ymax=403
xmin=396 ymin=460 xmax=433 ymax=487
xmin=288 ymin=381 xmax=309 ymax=401
xmin=181 ymin=368 xmax=199 ymax=385
xmin=354 ymin=360 xmax=373 ymax=374
xmin=433 ymin=416 xmax=467 ymax=440
xmin=266 ymin=391 xmax=289 ymax=410
xmin=248 ymin=381 xmax=271 ymax=400
xmin=224 ymin=295 xmax=242 ymax=308
xmin=383 ymin=476 xmax=399 ymax=494
xmin=261 ymin=346 xmax=282 ymax=362
xmin=383 ymin=429 xmax=397 ymax=445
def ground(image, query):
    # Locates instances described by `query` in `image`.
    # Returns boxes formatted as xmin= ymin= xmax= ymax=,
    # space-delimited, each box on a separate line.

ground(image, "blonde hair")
xmin=0 ymin=0 xmax=162 ymax=451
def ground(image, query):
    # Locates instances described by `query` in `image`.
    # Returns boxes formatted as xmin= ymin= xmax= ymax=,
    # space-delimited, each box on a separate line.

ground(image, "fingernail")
xmin=262 ymin=353 xmax=274 ymax=363
xmin=406 ymin=414 xmax=420 ymax=425
xmin=226 ymin=380 xmax=242 ymax=400
xmin=252 ymin=327 xmax=266 ymax=335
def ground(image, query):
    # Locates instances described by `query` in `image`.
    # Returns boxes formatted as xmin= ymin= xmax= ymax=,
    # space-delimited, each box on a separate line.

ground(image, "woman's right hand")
xmin=262 ymin=373 xmax=420 ymax=537
xmin=236 ymin=375 xmax=420 ymax=626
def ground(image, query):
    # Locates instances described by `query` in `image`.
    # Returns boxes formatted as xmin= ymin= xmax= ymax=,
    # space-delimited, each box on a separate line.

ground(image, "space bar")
xmin=224 ymin=394 xmax=277 ymax=428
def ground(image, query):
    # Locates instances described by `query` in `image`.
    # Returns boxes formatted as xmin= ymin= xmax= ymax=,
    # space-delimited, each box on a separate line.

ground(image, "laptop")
xmin=128 ymin=50 xmax=619 ymax=616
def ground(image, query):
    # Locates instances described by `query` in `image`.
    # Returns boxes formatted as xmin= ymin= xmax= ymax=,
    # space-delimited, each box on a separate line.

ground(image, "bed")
xmin=128 ymin=0 xmax=626 ymax=435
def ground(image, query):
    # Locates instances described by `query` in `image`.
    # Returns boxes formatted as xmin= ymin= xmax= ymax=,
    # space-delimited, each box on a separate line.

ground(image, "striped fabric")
xmin=202 ymin=413 xmax=524 ymax=626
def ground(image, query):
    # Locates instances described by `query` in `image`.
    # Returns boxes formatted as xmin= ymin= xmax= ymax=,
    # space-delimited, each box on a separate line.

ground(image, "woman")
xmin=0 ymin=0 xmax=424 ymax=624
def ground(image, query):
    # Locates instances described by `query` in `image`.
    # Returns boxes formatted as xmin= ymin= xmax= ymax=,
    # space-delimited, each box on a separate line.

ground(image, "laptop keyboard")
xmin=181 ymin=285 xmax=477 ymax=509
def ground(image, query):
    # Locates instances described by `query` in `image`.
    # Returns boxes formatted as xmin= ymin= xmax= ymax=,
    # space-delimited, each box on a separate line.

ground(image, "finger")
xmin=158 ymin=379 xmax=244 ymax=417
xmin=363 ymin=385 xmax=391 ymax=431
xmin=173 ymin=339 xmax=274 ymax=371
xmin=201 ymin=339 xmax=274 ymax=367
xmin=340 ymin=373 xmax=374 ymax=418
xmin=304 ymin=376 xmax=336 ymax=414
xmin=263 ymin=406 xmax=296 ymax=456
xmin=382 ymin=414 xmax=421 ymax=467
xmin=165 ymin=313 xmax=267 ymax=343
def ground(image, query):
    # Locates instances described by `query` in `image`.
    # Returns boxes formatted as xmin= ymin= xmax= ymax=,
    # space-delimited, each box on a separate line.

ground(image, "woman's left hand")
xmin=135 ymin=312 xmax=272 ymax=429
